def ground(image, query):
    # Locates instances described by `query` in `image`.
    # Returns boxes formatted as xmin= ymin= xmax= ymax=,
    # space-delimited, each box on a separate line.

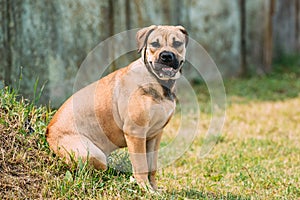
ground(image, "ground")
xmin=0 ymin=60 xmax=300 ymax=199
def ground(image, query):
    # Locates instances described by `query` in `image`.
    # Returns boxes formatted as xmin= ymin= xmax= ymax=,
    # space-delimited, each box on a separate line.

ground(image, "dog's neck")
xmin=156 ymin=79 xmax=176 ymax=101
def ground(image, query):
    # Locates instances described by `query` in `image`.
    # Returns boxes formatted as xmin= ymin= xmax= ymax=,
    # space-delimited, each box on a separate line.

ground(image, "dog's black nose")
xmin=159 ymin=51 xmax=175 ymax=63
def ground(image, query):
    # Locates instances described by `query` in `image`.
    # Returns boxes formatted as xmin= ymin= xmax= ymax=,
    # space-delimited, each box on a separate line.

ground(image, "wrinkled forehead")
xmin=147 ymin=27 xmax=185 ymax=42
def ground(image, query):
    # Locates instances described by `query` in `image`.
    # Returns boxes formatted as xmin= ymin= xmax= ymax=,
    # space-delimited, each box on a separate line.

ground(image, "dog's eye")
xmin=173 ymin=41 xmax=183 ymax=48
xmin=150 ymin=41 xmax=160 ymax=48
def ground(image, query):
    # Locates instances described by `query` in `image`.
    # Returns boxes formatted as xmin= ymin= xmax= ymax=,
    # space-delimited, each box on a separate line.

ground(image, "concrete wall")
xmin=0 ymin=0 xmax=299 ymax=106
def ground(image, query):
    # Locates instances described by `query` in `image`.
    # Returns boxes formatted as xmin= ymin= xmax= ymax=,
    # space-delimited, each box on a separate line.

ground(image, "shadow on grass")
xmin=171 ymin=188 xmax=251 ymax=200
xmin=103 ymin=167 xmax=132 ymax=178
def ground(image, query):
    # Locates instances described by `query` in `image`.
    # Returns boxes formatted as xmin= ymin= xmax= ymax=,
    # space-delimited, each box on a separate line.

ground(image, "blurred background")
xmin=0 ymin=0 xmax=299 ymax=106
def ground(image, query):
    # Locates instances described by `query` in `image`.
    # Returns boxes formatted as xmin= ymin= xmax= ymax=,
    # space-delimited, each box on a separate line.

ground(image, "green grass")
xmin=1 ymin=61 xmax=300 ymax=199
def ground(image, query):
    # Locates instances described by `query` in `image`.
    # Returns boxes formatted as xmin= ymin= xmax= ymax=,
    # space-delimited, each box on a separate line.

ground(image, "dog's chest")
xmin=147 ymin=99 xmax=175 ymax=134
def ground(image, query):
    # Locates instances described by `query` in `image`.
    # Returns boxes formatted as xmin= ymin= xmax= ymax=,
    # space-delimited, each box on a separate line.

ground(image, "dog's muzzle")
xmin=148 ymin=51 xmax=184 ymax=80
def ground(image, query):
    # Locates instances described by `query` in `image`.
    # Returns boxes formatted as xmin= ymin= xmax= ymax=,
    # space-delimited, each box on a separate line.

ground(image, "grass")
xmin=1 ymin=59 xmax=300 ymax=199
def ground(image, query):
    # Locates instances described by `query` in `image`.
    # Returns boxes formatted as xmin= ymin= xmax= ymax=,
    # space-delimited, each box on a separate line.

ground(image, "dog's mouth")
xmin=149 ymin=60 xmax=183 ymax=80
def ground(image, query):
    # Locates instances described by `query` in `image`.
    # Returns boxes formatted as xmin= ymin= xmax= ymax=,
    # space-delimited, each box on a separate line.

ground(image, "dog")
xmin=46 ymin=25 xmax=188 ymax=191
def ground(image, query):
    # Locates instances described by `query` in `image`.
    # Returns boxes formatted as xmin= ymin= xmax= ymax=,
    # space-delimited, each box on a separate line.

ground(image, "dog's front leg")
xmin=147 ymin=131 xmax=163 ymax=191
xmin=124 ymin=134 xmax=152 ymax=190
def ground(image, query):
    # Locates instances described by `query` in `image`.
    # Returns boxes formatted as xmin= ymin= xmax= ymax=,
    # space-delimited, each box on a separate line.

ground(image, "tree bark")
xmin=125 ymin=0 xmax=131 ymax=30
xmin=263 ymin=0 xmax=275 ymax=73
xmin=108 ymin=0 xmax=116 ymax=72
xmin=3 ymin=0 xmax=12 ymax=85
xmin=295 ymin=0 xmax=300 ymax=52
xmin=238 ymin=0 xmax=247 ymax=77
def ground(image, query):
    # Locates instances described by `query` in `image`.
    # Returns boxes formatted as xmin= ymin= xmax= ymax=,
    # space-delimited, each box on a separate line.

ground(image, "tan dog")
xmin=46 ymin=25 xmax=188 ymax=191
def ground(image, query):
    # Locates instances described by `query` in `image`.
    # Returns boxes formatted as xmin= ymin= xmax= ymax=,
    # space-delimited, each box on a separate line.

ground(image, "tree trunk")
xmin=125 ymin=0 xmax=131 ymax=30
xmin=263 ymin=0 xmax=275 ymax=73
xmin=3 ymin=0 xmax=12 ymax=85
xmin=108 ymin=0 xmax=116 ymax=72
xmin=296 ymin=0 xmax=300 ymax=52
xmin=238 ymin=0 xmax=247 ymax=77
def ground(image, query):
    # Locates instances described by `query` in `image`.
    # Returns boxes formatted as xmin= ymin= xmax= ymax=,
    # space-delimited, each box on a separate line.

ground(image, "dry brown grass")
xmin=0 ymin=89 xmax=67 ymax=199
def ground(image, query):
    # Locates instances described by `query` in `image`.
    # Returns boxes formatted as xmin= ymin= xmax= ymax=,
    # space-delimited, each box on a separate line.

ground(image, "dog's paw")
xmin=130 ymin=176 xmax=156 ymax=193
xmin=150 ymin=179 xmax=158 ymax=191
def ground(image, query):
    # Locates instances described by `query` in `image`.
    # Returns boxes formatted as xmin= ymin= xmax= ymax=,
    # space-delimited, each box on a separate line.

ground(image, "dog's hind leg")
xmin=49 ymin=134 xmax=107 ymax=170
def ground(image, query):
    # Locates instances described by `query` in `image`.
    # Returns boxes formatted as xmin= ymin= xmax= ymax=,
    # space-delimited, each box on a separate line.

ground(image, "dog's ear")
xmin=176 ymin=25 xmax=189 ymax=47
xmin=136 ymin=25 xmax=157 ymax=53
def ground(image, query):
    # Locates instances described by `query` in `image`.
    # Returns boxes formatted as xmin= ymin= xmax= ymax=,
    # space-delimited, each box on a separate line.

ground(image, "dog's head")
xmin=136 ymin=25 xmax=188 ymax=80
